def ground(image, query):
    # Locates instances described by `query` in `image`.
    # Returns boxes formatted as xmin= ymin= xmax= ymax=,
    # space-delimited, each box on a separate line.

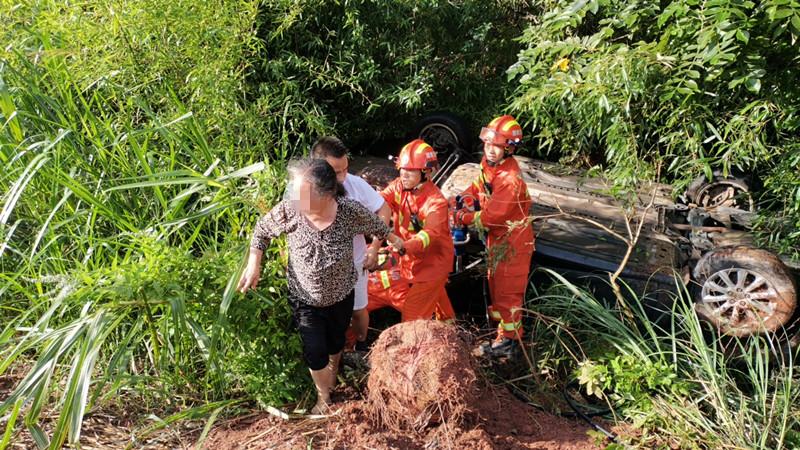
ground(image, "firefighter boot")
xmin=480 ymin=337 xmax=521 ymax=360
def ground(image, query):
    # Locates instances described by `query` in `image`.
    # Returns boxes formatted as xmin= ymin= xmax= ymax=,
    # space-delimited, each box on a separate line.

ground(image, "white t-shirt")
xmin=343 ymin=173 xmax=385 ymax=265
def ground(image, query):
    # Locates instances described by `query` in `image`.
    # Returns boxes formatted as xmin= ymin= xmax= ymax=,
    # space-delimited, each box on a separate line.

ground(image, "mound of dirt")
xmin=202 ymin=386 xmax=601 ymax=450
xmin=203 ymin=320 xmax=606 ymax=449
xmin=367 ymin=320 xmax=477 ymax=432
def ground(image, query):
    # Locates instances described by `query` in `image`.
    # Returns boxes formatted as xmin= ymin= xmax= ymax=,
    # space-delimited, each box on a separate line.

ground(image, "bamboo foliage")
xmin=509 ymin=0 xmax=800 ymax=258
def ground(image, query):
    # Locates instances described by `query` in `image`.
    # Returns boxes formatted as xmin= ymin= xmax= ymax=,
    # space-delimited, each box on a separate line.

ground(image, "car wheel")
xmin=686 ymin=173 xmax=754 ymax=211
xmin=411 ymin=112 xmax=474 ymax=162
xmin=693 ymin=246 xmax=797 ymax=337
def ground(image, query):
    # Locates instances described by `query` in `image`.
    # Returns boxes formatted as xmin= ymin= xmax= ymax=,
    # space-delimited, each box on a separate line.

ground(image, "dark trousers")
xmin=290 ymin=290 xmax=355 ymax=370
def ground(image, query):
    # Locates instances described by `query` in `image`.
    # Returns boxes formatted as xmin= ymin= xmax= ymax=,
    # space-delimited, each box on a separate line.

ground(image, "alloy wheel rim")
xmin=701 ymin=268 xmax=778 ymax=330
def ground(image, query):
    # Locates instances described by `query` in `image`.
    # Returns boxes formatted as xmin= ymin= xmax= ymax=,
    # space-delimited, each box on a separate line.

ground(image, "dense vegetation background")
xmin=1 ymin=0 xmax=798 ymax=448
xmin=508 ymin=0 xmax=800 ymax=257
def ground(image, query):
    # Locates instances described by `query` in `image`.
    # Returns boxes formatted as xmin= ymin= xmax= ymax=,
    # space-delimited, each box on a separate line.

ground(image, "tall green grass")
xmin=0 ymin=55 xmax=305 ymax=447
xmin=523 ymin=270 xmax=799 ymax=449
xmin=0 ymin=7 xmax=307 ymax=445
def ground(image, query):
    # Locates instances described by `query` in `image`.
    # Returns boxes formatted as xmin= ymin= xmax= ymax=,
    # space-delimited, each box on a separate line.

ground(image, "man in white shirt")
xmin=311 ymin=137 xmax=391 ymax=345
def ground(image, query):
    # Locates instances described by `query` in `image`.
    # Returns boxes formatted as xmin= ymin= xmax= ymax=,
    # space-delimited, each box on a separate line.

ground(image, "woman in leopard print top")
xmin=238 ymin=158 xmax=403 ymax=414
xmin=249 ymin=197 xmax=387 ymax=308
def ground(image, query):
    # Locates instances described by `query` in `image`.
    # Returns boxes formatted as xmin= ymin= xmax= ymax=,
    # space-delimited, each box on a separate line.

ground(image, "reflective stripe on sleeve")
xmin=379 ymin=271 xmax=391 ymax=289
xmin=473 ymin=211 xmax=484 ymax=230
xmin=501 ymin=320 xmax=522 ymax=331
xmin=415 ymin=230 xmax=430 ymax=248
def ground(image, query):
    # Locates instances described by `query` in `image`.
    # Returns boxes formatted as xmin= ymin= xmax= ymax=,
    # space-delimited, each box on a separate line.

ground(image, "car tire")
xmin=693 ymin=246 xmax=797 ymax=337
xmin=410 ymin=112 xmax=474 ymax=161
xmin=686 ymin=172 xmax=753 ymax=211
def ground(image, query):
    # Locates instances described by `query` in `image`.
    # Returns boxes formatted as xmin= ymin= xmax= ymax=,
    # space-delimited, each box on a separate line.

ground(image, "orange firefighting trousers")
xmin=486 ymin=230 xmax=534 ymax=340
xmin=345 ymin=272 xmax=454 ymax=349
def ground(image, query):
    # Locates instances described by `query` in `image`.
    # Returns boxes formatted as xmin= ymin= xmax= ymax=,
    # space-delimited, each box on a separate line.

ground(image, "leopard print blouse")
xmin=251 ymin=197 xmax=390 ymax=307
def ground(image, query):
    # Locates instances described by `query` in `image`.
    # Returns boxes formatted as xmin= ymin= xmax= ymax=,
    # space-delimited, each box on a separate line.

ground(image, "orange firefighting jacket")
xmin=459 ymin=156 xmax=533 ymax=247
xmin=381 ymin=179 xmax=455 ymax=283
xmin=368 ymin=252 xmax=407 ymax=292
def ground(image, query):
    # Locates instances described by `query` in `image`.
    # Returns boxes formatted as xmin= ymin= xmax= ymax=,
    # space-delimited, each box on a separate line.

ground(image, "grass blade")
xmin=0 ymin=153 xmax=49 ymax=226
xmin=0 ymin=398 xmax=23 ymax=450
xmin=0 ymin=74 xmax=23 ymax=143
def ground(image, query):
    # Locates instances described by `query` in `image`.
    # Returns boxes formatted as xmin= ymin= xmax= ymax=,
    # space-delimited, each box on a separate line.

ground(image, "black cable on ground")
xmin=505 ymin=380 xmax=617 ymax=443
xmin=562 ymin=380 xmax=617 ymax=442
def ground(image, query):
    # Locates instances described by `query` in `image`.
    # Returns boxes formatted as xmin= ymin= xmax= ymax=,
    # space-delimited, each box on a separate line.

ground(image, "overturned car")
xmin=354 ymin=113 xmax=799 ymax=338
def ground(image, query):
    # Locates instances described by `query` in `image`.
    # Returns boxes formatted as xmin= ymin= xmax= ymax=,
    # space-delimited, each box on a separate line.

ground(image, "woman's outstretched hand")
xmin=238 ymin=249 xmax=263 ymax=293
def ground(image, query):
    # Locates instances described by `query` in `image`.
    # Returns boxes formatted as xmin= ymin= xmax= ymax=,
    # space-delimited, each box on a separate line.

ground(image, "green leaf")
xmin=735 ymin=29 xmax=750 ymax=43
xmin=703 ymin=164 xmax=713 ymax=181
xmin=792 ymin=14 xmax=800 ymax=31
xmin=105 ymin=177 xmax=224 ymax=192
xmin=598 ymin=95 xmax=611 ymax=112
xmin=728 ymin=76 xmax=745 ymax=89
xmin=0 ymin=75 xmax=23 ymax=144
xmin=1 ymin=153 xmax=50 ymax=226
xmin=745 ymin=77 xmax=761 ymax=93
xmin=26 ymin=423 xmax=48 ymax=449
xmin=194 ymin=402 xmax=236 ymax=450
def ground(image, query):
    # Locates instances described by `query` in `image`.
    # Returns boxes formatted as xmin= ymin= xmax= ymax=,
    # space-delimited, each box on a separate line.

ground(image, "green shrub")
xmin=577 ymin=354 xmax=689 ymax=427
xmin=0 ymin=240 xmax=305 ymax=446
xmin=0 ymin=0 xmax=261 ymax=138
xmin=251 ymin=0 xmax=527 ymax=146
xmin=508 ymin=0 xmax=800 ymax=256
xmin=225 ymin=263 xmax=306 ymax=407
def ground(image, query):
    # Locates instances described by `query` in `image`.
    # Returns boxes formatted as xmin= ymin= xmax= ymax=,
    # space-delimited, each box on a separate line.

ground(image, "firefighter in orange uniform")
xmin=452 ymin=115 xmax=533 ymax=357
xmin=382 ymin=139 xmax=456 ymax=322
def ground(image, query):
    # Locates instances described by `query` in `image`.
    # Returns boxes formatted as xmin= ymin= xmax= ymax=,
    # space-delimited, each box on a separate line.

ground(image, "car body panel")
xmin=439 ymin=157 xmax=684 ymax=284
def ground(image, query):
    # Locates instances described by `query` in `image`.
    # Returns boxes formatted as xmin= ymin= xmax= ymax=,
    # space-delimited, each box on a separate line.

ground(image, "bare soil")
xmin=201 ymin=385 xmax=600 ymax=450
xmin=203 ymin=321 xmax=602 ymax=450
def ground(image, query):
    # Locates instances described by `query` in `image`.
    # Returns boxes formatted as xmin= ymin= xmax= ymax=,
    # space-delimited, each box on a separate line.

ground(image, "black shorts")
xmin=289 ymin=290 xmax=355 ymax=370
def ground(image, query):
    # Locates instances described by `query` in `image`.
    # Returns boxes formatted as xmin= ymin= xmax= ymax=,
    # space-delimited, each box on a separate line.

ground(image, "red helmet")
xmin=480 ymin=115 xmax=523 ymax=150
xmin=396 ymin=139 xmax=438 ymax=171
